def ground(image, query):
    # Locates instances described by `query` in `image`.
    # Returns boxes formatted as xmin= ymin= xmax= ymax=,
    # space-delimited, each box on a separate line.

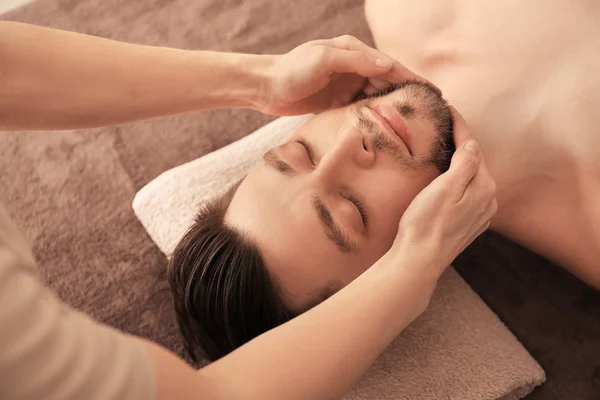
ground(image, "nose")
xmin=314 ymin=126 xmax=375 ymax=183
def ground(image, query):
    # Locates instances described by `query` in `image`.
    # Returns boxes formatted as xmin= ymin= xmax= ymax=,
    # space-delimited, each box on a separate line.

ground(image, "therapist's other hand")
xmin=392 ymin=107 xmax=497 ymax=278
xmin=260 ymin=36 xmax=436 ymax=116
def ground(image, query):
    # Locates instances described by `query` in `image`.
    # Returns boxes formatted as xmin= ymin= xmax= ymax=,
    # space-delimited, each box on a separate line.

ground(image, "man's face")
xmin=226 ymin=82 xmax=453 ymax=309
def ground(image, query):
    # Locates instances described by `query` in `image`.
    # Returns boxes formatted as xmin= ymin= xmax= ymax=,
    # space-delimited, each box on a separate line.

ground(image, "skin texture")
xmin=226 ymin=83 xmax=454 ymax=309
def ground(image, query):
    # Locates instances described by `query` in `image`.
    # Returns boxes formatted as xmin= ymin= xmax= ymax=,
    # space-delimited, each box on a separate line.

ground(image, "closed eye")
xmin=296 ymin=139 xmax=316 ymax=166
xmin=342 ymin=193 xmax=369 ymax=229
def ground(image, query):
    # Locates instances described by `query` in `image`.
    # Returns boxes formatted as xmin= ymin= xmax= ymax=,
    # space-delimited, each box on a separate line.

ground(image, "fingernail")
xmin=375 ymin=58 xmax=392 ymax=68
xmin=465 ymin=140 xmax=479 ymax=154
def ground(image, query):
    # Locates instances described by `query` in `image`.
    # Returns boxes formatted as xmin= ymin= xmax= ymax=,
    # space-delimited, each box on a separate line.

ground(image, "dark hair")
xmin=167 ymin=185 xmax=298 ymax=362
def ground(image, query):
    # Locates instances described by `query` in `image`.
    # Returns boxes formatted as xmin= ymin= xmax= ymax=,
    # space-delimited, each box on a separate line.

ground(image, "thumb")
xmin=325 ymin=48 xmax=392 ymax=77
xmin=445 ymin=140 xmax=481 ymax=199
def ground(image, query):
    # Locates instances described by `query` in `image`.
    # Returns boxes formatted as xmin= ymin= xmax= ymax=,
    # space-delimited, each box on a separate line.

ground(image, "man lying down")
xmin=168 ymin=0 xmax=600 ymax=362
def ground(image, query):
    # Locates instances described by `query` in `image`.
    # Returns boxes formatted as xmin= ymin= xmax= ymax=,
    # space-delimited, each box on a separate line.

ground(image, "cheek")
xmin=366 ymin=173 xmax=438 ymax=248
xmin=368 ymin=176 xmax=421 ymax=220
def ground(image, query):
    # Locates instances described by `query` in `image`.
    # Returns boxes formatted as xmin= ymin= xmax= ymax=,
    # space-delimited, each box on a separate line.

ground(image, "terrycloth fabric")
xmin=134 ymin=115 xmax=314 ymax=255
xmin=133 ymin=115 xmax=545 ymax=399
xmin=2 ymin=0 xmax=599 ymax=399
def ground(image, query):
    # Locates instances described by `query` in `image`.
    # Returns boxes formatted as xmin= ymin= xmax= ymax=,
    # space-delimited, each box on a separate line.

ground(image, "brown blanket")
xmin=1 ymin=0 xmax=599 ymax=399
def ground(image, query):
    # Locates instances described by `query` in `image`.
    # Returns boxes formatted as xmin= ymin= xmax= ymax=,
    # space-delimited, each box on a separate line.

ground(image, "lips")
xmin=367 ymin=105 xmax=412 ymax=155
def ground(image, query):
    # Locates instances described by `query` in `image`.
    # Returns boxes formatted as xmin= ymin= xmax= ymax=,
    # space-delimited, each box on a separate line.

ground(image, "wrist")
xmin=222 ymin=52 xmax=277 ymax=110
xmin=380 ymin=242 xmax=445 ymax=292
xmin=365 ymin=250 xmax=440 ymax=326
xmin=390 ymin=230 xmax=448 ymax=274
xmin=186 ymin=51 xmax=276 ymax=110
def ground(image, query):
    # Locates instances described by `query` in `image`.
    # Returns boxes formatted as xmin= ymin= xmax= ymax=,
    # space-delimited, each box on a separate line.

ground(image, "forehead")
xmin=225 ymin=164 xmax=345 ymax=305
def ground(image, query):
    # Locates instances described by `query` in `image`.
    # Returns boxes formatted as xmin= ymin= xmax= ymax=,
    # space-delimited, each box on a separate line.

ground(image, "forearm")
xmin=139 ymin=252 xmax=437 ymax=400
xmin=201 ymin=253 xmax=437 ymax=400
xmin=0 ymin=22 xmax=272 ymax=131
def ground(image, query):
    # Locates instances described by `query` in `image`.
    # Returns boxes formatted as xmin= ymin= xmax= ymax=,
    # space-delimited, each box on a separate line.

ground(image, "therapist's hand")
xmin=392 ymin=107 xmax=497 ymax=278
xmin=260 ymin=35 xmax=436 ymax=116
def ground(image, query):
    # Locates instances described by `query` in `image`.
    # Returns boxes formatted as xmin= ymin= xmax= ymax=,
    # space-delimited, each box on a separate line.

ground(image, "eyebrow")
xmin=263 ymin=148 xmax=358 ymax=254
xmin=263 ymin=150 xmax=295 ymax=173
xmin=313 ymin=196 xmax=358 ymax=254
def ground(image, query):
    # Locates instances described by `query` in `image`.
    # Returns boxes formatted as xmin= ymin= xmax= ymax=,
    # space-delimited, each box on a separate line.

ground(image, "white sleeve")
xmin=0 ymin=207 xmax=156 ymax=400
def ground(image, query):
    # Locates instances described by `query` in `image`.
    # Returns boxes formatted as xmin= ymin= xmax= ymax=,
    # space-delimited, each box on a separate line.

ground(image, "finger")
xmin=467 ymin=155 xmax=495 ymax=205
xmin=330 ymin=36 xmax=432 ymax=86
xmin=381 ymin=63 xmax=443 ymax=95
xmin=319 ymin=35 xmax=443 ymax=93
xmin=363 ymin=83 xmax=380 ymax=96
xmin=368 ymin=76 xmax=392 ymax=91
xmin=445 ymin=140 xmax=481 ymax=200
xmin=323 ymin=36 xmax=431 ymax=85
xmin=449 ymin=105 xmax=473 ymax=148
xmin=323 ymin=47 xmax=398 ymax=78
xmin=333 ymin=76 xmax=369 ymax=106
xmin=323 ymin=35 xmax=397 ymax=71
